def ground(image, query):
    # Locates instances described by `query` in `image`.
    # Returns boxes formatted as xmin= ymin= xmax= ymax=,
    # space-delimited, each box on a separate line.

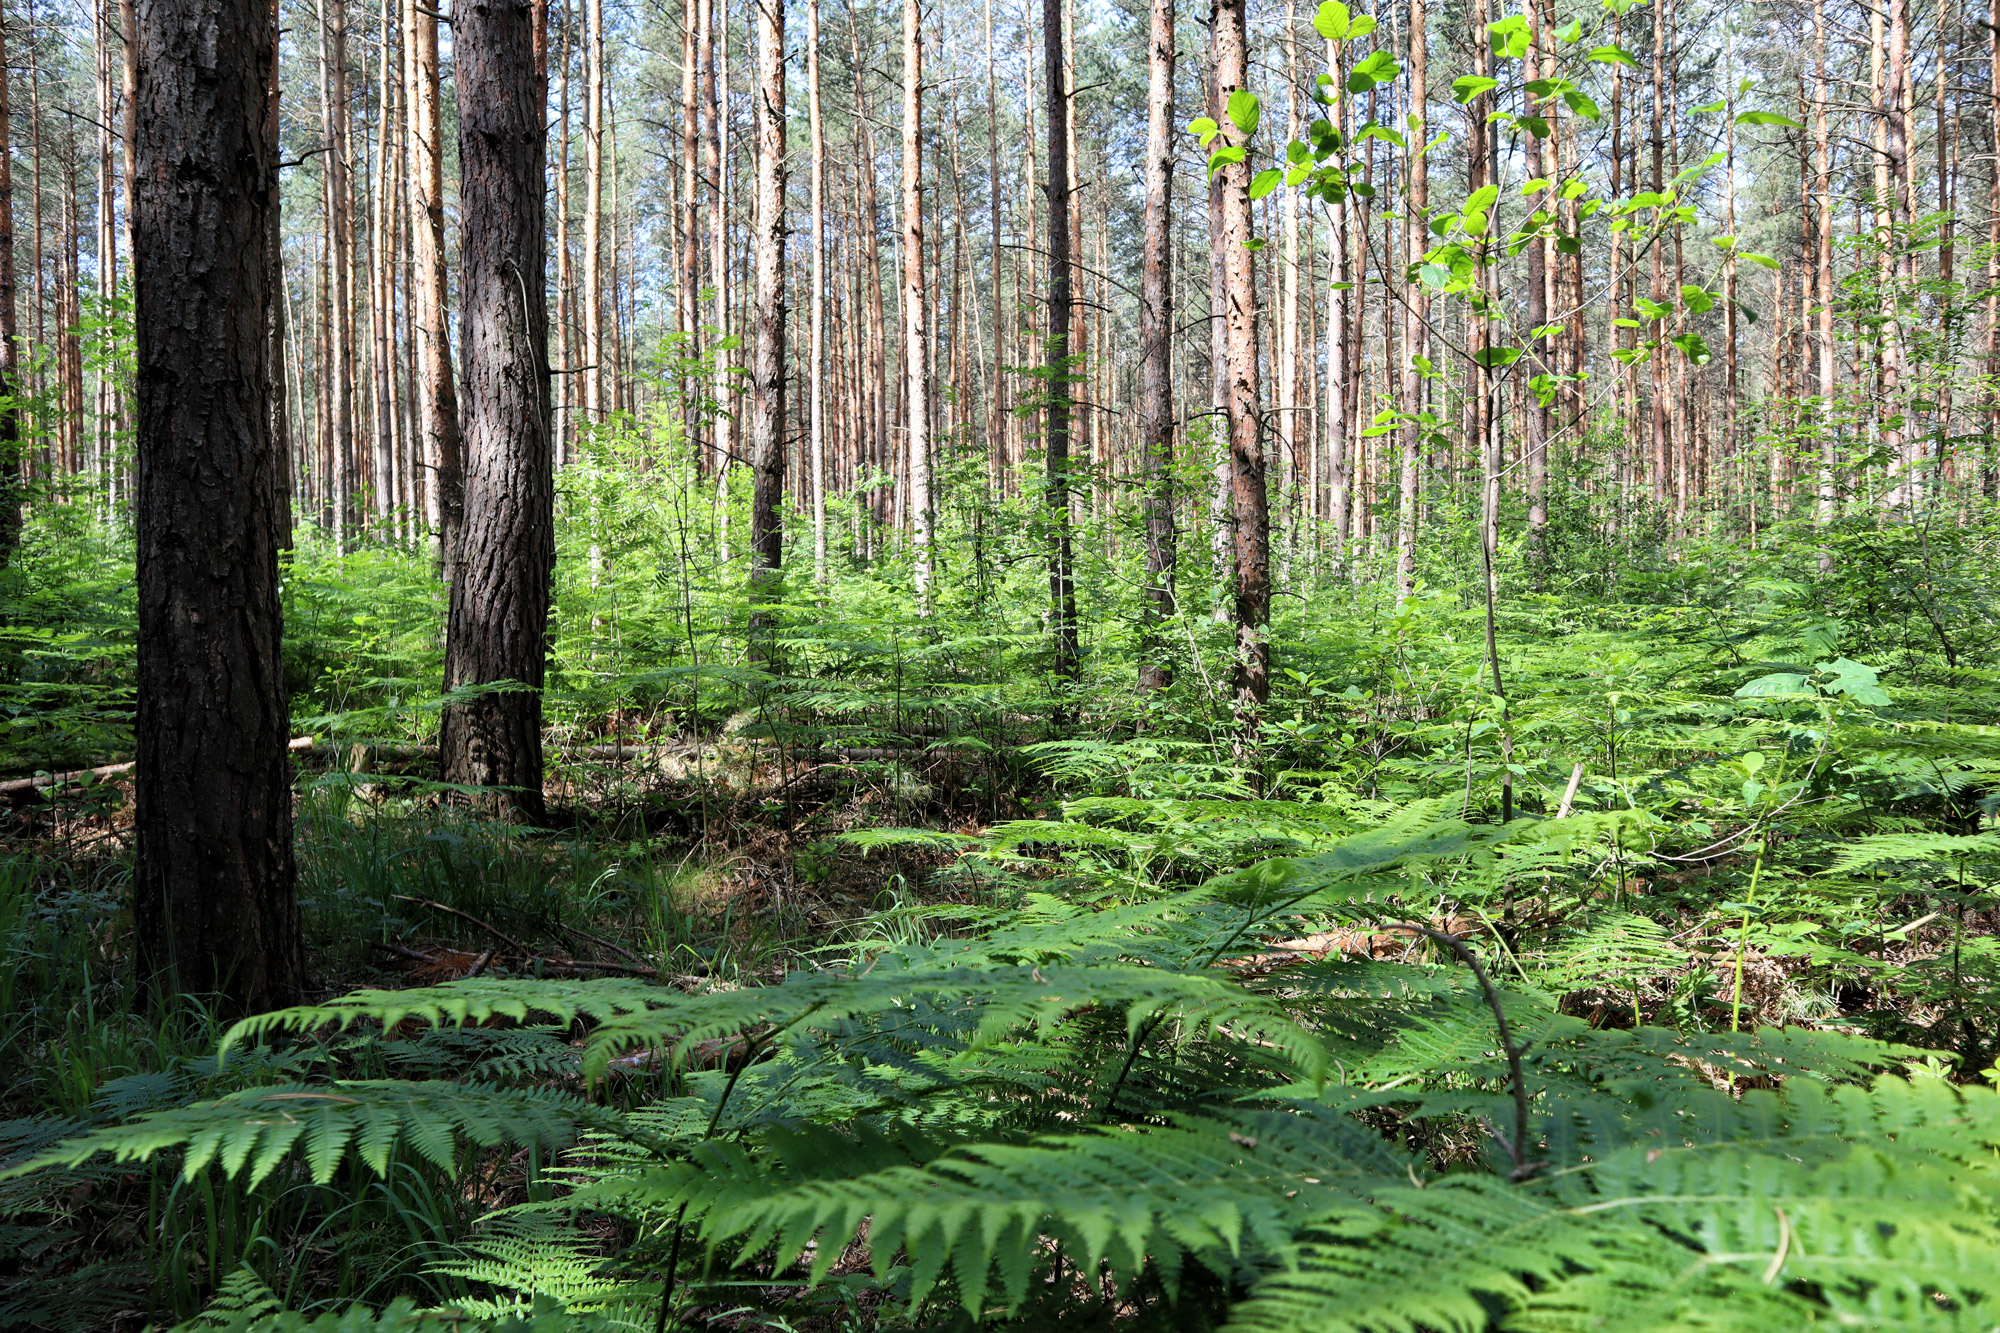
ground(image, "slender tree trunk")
xmin=1987 ymin=0 xmax=1999 ymax=498
xmin=440 ymin=0 xmax=552 ymax=823
xmin=370 ymin=0 xmax=398 ymax=526
xmin=1814 ymin=0 xmax=1837 ymax=533
xmin=1044 ymin=0 xmax=1079 ymax=692
xmin=1137 ymin=0 xmax=1175 ymax=690
xmin=1523 ymin=2 xmax=1549 ymax=563
xmin=903 ymin=0 xmax=931 ymax=607
xmin=133 ymin=0 xmax=301 ymax=1012
xmin=320 ymin=0 xmax=357 ymax=540
xmin=807 ymin=0 xmax=827 ymax=583
xmin=0 ymin=3 xmax=21 ymax=570
xmin=1214 ymin=0 xmax=1266 ymax=741
xmin=405 ymin=0 xmax=462 ymax=569
xmin=985 ymin=0 xmax=1004 ymax=495
xmin=581 ymin=0 xmax=603 ymax=424
xmin=1394 ymin=0 xmax=1426 ymax=604
xmin=748 ymin=0 xmax=785 ymax=633
xmin=1882 ymin=0 xmax=1914 ymax=507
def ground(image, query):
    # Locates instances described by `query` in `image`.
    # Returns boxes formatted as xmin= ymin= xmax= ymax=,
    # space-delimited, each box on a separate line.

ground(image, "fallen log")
xmin=2 ymin=736 xmax=319 ymax=808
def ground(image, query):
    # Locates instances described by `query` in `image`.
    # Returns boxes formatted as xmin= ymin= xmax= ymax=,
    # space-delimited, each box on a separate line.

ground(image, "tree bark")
xmin=405 ymin=0 xmax=462 ymax=570
xmin=748 ymin=0 xmax=785 ymax=631
xmin=807 ymin=0 xmax=827 ymax=583
xmin=1393 ymin=0 xmax=1426 ymax=605
xmin=0 ymin=4 xmax=21 ymax=571
xmin=1214 ymin=0 xmax=1266 ymax=740
xmin=1043 ymin=0 xmax=1078 ymax=691
xmin=440 ymin=0 xmax=553 ymax=823
xmin=1136 ymin=0 xmax=1174 ymax=690
xmin=581 ymin=0 xmax=603 ymax=424
xmin=903 ymin=0 xmax=932 ymax=607
xmin=132 ymin=0 xmax=302 ymax=1012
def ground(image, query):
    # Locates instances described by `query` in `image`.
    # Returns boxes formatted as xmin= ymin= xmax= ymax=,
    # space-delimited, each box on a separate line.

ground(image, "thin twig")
xmin=389 ymin=894 xmax=532 ymax=956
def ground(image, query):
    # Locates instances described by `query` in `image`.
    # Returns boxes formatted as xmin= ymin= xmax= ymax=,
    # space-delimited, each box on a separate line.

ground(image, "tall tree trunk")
xmin=1137 ymin=0 xmax=1175 ymax=690
xmin=1044 ymin=0 xmax=1078 ymax=691
xmin=1647 ymin=0 xmax=1669 ymax=507
xmin=320 ymin=0 xmax=357 ymax=540
xmin=268 ymin=0 xmax=292 ymax=547
xmin=1523 ymin=3 xmax=1549 ymax=564
xmin=133 ymin=0 xmax=302 ymax=1012
xmin=1987 ymin=0 xmax=1999 ymax=499
xmin=1214 ymin=0 xmax=1266 ymax=740
xmin=405 ymin=0 xmax=461 ymax=569
xmin=1813 ymin=0 xmax=1837 ymax=531
xmin=1393 ymin=0 xmax=1426 ymax=605
xmin=0 ymin=3 xmax=20 ymax=570
xmin=903 ymin=0 xmax=931 ymax=607
xmin=1882 ymin=0 xmax=1914 ymax=507
xmin=985 ymin=0 xmax=1004 ymax=495
xmin=748 ymin=0 xmax=784 ymax=631
xmin=440 ymin=0 xmax=552 ymax=823
xmin=370 ymin=0 xmax=398 ymax=526
xmin=679 ymin=0 xmax=701 ymax=461
xmin=581 ymin=0 xmax=604 ymax=424
xmin=807 ymin=0 xmax=827 ymax=583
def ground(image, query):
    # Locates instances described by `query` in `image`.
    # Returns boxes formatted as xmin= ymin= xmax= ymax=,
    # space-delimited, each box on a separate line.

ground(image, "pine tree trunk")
xmin=748 ymin=0 xmax=785 ymax=630
xmin=440 ymin=0 xmax=552 ymax=823
xmin=1523 ymin=2 xmax=1549 ymax=562
xmin=405 ymin=0 xmax=462 ymax=570
xmin=1043 ymin=0 xmax=1079 ymax=690
xmin=1136 ymin=0 xmax=1175 ymax=691
xmin=132 ymin=0 xmax=302 ymax=1012
xmin=320 ymin=0 xmax=357 ymax=541
xmin=807 ymin=0 xmax=828 ymax=583
xmin=582 ymin=0 xmax=604 ymax=424
xmin=903 ymin=0 xmax=932 ymax=607
xmin=0 ymin=3 xmax=21 ymax=571
xmin=1214 ymin=0 xmax=1266 ymax=739
xmin=1394 ymin=0 xmax=1426 ymax=602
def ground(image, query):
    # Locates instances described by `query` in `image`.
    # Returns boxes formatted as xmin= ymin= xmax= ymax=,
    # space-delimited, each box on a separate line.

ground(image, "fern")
xmin=0 ymin=1081 xmax=623 ymax=1186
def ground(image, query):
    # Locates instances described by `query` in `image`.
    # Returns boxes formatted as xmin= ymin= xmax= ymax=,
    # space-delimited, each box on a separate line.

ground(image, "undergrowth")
xmin=1 ymin=485 xmax=1998 ymax=1330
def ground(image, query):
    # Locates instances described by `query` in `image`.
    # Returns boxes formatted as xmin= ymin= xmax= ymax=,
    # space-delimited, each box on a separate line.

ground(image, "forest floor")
xmin=5 ymin=515 xmax=2000 ymax=1330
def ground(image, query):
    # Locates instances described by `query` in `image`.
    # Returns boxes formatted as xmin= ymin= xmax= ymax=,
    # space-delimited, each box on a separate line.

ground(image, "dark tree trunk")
xmin=440 ymin=0 xmax=552 ymax=823
xmin=1043 ymin=0 xmax=1078 ymax=696
xmin=132 ymin=0 xmax=302 ymax=1013
xmin=0 ymin=1 xmax=20 ymax=571
xmin=1136 ymin=0 xmax=1175 ymax=692
xmin=748 ymin=0 xmax=785 ymax=632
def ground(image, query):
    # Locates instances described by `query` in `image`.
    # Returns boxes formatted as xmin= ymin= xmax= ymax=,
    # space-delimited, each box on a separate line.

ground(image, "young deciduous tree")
xmin=132 ymin=0 xmax=302 ymax=1012
xmin=440 ymin=0 xmax=554 ymax=823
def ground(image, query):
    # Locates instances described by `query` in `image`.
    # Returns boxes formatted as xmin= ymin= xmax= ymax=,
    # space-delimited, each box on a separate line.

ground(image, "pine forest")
xmin=4 ymin=0 xmax=2000 ymax=1325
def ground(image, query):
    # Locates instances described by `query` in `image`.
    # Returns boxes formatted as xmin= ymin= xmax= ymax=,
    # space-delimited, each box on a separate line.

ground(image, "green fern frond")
xmin=0 ymin=1081 xmax=620 ymax=1188
xmin=1822 ymin=830 xmax=2000 ymax=875
xmin=588 ymin=1109 xmax=1402 ymax=1315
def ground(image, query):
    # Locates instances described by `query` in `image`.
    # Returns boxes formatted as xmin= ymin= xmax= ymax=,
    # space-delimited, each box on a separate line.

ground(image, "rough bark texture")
xmin=1136 ymin=0 xmax=1175 ymax=691
xmin=440 ymin=0 xmax=552 ymax=823
xmin=132 ymin=0 xmax=302 ymax=1013
xmin=1043 ymin=0 xmax=1079 ymax=692
xmin=748 ymin=0 xmax=785 ymax=623
xmin=1214 ymin=0 xmax=1267 ymax=737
